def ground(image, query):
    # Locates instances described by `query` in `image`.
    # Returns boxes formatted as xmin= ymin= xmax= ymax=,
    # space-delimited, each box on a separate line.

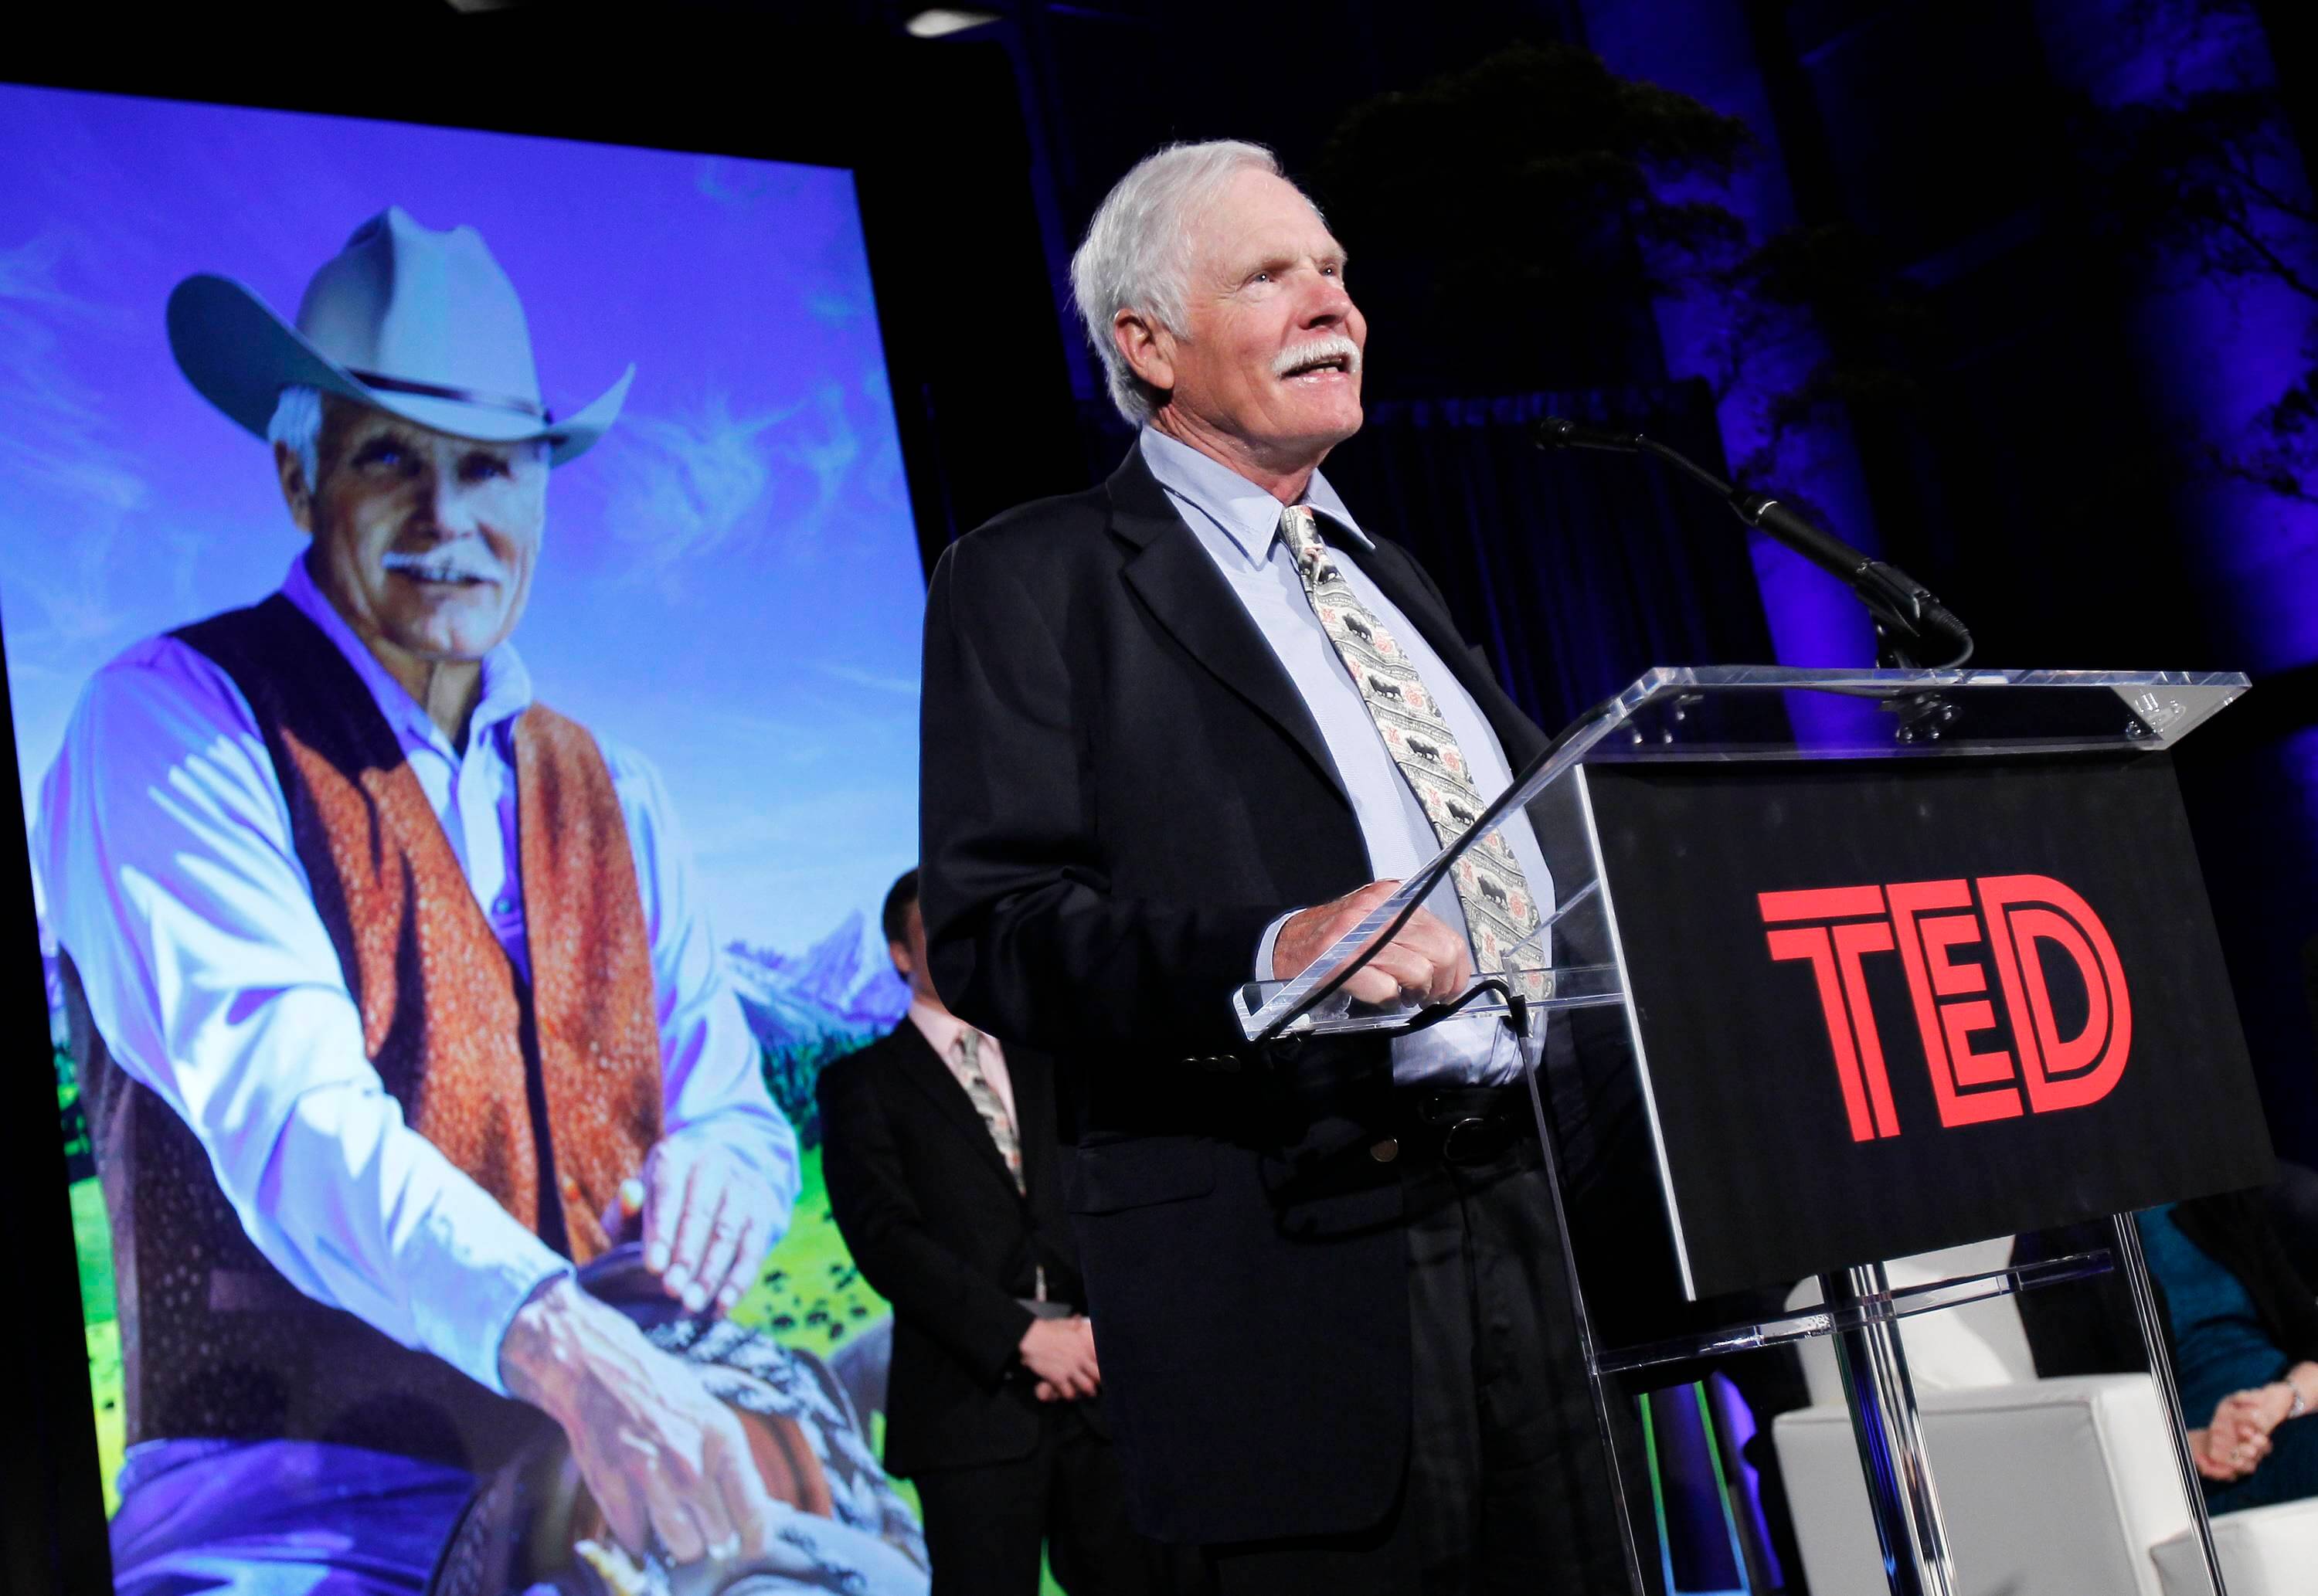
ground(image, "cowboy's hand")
xmin=501 ymin=1276 xmax=779 ymax=1563
xmin=1273 ymin=880 xmax=1471 ymax=1004
xmin=641 ymin=1134 xmax=783 ymax=1316
xmin=1018 ymin=1315 xmax=1100 ymax=1401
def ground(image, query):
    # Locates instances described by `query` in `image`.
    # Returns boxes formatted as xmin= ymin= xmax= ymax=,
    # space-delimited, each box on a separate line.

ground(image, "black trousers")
xmin=1203 ymin=1132 xmax=1633 ymax=1595
xmin=914 ymin=1401 xmax=1200 ymax=1595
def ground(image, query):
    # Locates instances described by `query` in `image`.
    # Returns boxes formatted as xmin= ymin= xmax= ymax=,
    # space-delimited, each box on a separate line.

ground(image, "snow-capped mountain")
xmin=722 ymin=909 xmax=909 ymax=1059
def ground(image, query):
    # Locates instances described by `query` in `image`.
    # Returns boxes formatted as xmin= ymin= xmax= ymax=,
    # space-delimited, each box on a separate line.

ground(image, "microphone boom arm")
xmin=1537 ymin=417 xmax=1973 ymax=670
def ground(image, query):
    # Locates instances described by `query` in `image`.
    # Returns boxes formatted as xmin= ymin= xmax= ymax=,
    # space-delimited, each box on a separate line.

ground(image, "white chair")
xmin=2150 ymin=1499 xmax=2318 ymax=1594
xmin=1771 ymin=1239 xmax=2200 ymax=1596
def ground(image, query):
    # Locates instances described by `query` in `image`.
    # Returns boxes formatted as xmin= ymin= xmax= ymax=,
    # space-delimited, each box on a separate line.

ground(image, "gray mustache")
xmin=1272 ymin=334 xmax=1362 ymax=379
xmin=381 ymin=547 xmax=507 ymax=584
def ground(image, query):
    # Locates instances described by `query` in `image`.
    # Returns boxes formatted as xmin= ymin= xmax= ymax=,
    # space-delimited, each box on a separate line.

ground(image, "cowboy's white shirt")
xmin=38 ymin=553 xmax=797 ymax=1397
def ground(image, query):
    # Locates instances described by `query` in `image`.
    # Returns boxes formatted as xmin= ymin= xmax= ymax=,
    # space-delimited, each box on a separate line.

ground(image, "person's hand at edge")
xmin=2243 ymin=1363 xmax=2318 ymax=1435
xmin=2204 ymin=1392 xmax=2274 ymax=1479
xmin=2188 ymin=1428 xmax=2243 ymax=1482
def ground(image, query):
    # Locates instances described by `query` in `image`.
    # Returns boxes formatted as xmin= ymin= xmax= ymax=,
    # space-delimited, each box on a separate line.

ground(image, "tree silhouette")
xmin=2070 ymin=0 xmax=2318 ymax=504
xmin=1314 ymin=40 xmax=1932 ymax=495
xmin=1314 ymin=42 xmax=1752 ymax=395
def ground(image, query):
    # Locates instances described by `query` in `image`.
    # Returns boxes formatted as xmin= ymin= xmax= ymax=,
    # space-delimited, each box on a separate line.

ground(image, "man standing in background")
xmin=820 ymin=869 xmax=1184 ymax=1594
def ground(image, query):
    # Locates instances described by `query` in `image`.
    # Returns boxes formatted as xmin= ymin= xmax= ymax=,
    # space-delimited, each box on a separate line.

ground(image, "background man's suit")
xmin=818 ymin=1017 xmax=1154 ymax=1591
xmin=917 ymin=444 xmax=1619 ymax=1569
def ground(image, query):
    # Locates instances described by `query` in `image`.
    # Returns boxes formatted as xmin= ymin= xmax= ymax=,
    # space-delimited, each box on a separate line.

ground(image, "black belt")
xmin=1373 ymin=1084 xmax=1541 ymax=1166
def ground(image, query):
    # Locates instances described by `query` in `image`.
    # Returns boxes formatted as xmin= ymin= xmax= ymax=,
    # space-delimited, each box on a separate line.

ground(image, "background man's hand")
xmin=1018 ymin=1315 xmax=1100 ymax=1402
xmin=641 ymin=1135 xmax=783 ymax=1315
xmin=501 ymin=1276 xmax=785 ymax=1562
xmin=1272 ymin=879 xmax=1471 ymax=1004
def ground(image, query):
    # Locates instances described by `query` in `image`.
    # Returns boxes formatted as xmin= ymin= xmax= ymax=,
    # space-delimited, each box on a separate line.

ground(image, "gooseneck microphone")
xmin=1535 ymin=416 xmax=1973 ymax=669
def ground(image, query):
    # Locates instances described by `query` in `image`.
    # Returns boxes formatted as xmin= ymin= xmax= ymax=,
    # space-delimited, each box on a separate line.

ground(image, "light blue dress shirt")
xmin=1139 ymin=428 xmax=1552 ymax=1085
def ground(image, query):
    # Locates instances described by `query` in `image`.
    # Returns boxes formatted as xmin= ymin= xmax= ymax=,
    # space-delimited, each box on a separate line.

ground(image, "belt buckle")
xmin=1439 ymin=1112 xmax=1511 ymax=1165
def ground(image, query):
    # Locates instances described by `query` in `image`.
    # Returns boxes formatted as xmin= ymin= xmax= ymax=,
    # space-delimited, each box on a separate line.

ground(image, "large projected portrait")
xmin=3 ymin=86 xmax=929 ymax=1594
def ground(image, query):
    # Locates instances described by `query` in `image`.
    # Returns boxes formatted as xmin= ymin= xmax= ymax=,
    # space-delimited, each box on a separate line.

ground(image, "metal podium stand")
xmin=1232 ymin=667 xmax=2270 ymax=1596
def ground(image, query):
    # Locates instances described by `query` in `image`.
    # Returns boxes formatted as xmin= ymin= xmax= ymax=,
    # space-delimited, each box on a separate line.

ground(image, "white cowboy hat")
xmin=167 ymin=205 xmax=632 ymax=467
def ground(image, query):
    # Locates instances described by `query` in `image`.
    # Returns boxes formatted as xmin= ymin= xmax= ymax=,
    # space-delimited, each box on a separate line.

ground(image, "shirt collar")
xmin=1138 ymin=426 xmax=1374 ymax=567
xmin=280 ymin=552 xmax=535 ymax=757
xmin=906 ymin=998 xmax=985 ymax=1067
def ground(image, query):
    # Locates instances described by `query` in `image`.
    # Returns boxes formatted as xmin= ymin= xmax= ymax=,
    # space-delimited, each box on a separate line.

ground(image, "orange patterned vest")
xmin=70 ymin=595 xmax=664 ymax=1471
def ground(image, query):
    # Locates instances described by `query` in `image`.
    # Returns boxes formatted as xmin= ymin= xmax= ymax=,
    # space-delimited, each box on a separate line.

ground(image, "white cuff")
xmin=1255 ymin=909 xmax=1301 ymax=985
xmin=405 ymin=1204 xmax=575 ymax=1397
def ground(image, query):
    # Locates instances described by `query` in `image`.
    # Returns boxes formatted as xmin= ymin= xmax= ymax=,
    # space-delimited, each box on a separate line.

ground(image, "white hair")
xmin=266 ymin=383 xmax=551 ymax=489
xmin=268 ymin=384 xmax=325 ymax=489
xmin=1070 ymin=140 xmax=1320 ymax=425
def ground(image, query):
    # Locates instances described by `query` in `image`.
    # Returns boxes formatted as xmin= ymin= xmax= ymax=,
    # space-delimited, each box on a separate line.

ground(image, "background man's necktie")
xmin=947 ymin=1029 xmax=1045 ymax=1299
xmin=1279 ymin=504 xmax=1545 ymax=997
xmin=948 ymin=1028 xmax=1025 ymax=1194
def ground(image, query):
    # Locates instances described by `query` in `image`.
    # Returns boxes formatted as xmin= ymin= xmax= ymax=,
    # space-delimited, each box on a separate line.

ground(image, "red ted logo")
xmin=1759 ymin=877 xmax=2133 ymax=1142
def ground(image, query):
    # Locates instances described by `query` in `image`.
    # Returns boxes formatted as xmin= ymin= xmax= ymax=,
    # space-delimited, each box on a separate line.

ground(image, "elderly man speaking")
xmin=42 ymin=210 xmax=807 ymax=1594
xmin=919 ymin=144 xmax=1626 ymax=1592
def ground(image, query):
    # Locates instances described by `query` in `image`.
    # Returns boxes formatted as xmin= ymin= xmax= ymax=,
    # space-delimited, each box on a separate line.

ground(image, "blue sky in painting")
xmin=0 ymin=84 xmax=925 ymax=956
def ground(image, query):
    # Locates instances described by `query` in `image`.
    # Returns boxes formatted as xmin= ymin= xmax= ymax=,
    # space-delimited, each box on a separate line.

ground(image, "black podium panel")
xmin=1584 ymin=751 xmax=2272 ymax=1300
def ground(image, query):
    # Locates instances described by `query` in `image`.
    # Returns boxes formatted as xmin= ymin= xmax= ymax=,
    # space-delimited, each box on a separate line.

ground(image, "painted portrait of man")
xmin=4 ymin=88 xmax=930 ymax=1596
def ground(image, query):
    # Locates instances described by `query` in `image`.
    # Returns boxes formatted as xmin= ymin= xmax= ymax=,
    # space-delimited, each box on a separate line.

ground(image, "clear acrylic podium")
xmin=1230 ymin=667 xmax=2270 ymax=1596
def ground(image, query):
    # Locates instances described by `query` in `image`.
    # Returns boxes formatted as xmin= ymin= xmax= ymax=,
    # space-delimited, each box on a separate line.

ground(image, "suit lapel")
xmin=1107 ymin=450 xmax=1351 ymax=807
xmin=885 ymin=1021 xmax=1021 ymax=1196
xmin=1106 ymin=444 xmax=1547 ymax=806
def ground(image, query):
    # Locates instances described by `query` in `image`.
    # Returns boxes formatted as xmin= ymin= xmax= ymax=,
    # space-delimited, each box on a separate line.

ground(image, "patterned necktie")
xmin=947 ymin=1028 xmax=1025 ymax=1194
xmin=1279 ymin=504 xmax=1545 ymax=997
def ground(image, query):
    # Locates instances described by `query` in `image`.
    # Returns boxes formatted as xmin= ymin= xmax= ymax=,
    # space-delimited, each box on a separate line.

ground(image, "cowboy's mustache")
xmin=381 ymin=545 xmax=508 ymax=584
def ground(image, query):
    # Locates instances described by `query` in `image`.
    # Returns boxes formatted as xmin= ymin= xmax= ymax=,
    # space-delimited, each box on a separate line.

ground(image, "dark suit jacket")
xmin=919 ymin=445 xmax=1551 ymax=1543
xmin=816 ymin=1020 xmax=1087 ymax=1477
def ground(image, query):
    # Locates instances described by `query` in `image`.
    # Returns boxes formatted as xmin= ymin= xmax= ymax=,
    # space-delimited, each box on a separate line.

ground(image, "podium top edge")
xmin=1627 ymin=666 xmax=2252 ymax=691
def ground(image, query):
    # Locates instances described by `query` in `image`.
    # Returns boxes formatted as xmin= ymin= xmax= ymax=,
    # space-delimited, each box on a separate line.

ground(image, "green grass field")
xmin=728 ymin=1144 xmax=889 ymax=1351
xmin=73 ymin=1180 xmax=124 ymax=1516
